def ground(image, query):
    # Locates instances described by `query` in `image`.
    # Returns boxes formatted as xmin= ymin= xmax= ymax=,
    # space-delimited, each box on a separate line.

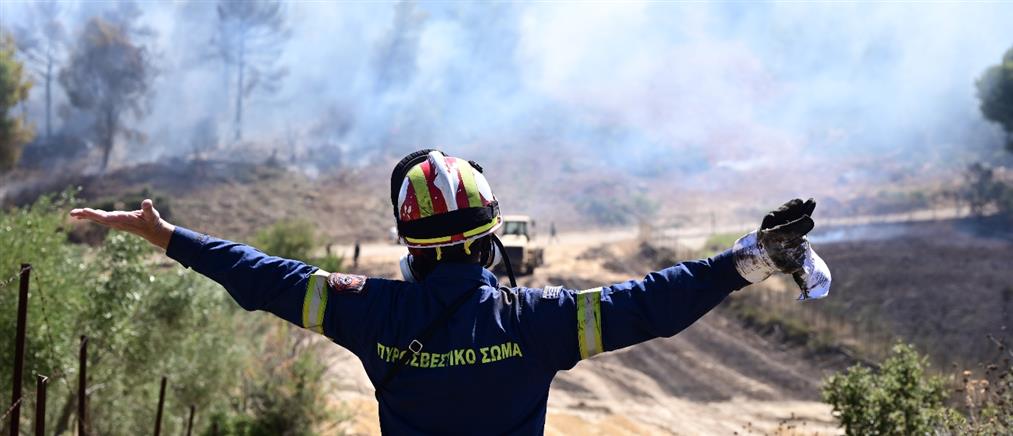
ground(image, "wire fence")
xmin=0 ymin=265 xmax=31 ymax=292
xmin=0 ymin=397 xmax=22 ymax=426
xmin=32 ymin=267 xmax=79 ymax=408
xmin=3 ymin=263 xmax=201 ymax=436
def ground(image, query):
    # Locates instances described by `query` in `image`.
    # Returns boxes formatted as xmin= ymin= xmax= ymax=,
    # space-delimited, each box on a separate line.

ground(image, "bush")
xmin=575 ymin=193 xmax=659 ymax=226
xmin=252 ymin=218 xmax=343 ymax=272
xmin=703 ymin=232 xmax=740 ymax=256
xmin=1 ymin=193 xmax=344 ymax=434
xmin=0 ymin=192 xmax=241 ymax=434
xmin=955 ymin=338 xmax=1013 ymax=435
xmin=822 ymin=343 xmax=963 ymax=435
xmin=203 ymin=325 xmax=342 ymax=436
xmin=960 ymin=163 xmax=1013 ymax=225
xmin=253 ymin=219 xmax=317 ymax=261
xmin=313 ymin=253 xmax=344 ymax=274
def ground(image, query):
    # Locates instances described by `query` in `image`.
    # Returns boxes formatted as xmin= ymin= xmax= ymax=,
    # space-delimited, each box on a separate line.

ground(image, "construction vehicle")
xmin=496 ymin=215 xmax=544 ymax=275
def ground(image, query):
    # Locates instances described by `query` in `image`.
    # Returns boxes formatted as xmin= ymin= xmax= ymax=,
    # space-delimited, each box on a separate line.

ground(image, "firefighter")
xmin=70 ymin=149 xmax=828 ymax=435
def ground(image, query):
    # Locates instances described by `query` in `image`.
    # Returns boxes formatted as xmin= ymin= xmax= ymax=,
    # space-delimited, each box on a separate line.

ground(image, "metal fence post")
xmin=9 ymin=264 xmax=31 ymax=436
xmin=153 ymin=376 xmax=166 ymax=436
xmin=78 ymin=336 xmax=88 ymax=436
xmin=34 ymin=375 xmax=47 ymax=436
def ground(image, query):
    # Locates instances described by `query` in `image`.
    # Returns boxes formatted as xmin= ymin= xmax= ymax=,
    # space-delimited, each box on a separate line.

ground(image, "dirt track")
xmin=327 ymin=231 xmax=842 ymax=435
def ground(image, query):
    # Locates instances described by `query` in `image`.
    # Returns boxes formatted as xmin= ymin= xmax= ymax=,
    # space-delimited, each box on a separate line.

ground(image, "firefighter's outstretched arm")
xmin=519 ymin=250 xmax=749 ymax=371
xmin=69 ymin=199 xmax=360 ymax=346
xmin=519 ymin=198 xmax=827 ymax=371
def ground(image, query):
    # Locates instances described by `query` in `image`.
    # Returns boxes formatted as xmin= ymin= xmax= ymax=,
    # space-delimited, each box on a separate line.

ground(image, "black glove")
xmin=758 ymin=198 xmax=816 ymax=274
xmin=733 ymin=198 xmax=831 ymax=299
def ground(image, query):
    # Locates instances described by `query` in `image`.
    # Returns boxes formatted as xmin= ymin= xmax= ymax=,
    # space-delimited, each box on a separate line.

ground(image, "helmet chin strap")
xmin=491 ymin=234 xmax=517 ymax=288
xmin=398 ymin=236 xmax=517 ymax=288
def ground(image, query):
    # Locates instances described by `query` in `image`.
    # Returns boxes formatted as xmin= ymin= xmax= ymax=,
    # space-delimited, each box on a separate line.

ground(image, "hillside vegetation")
xmin=0 ymin=193 xmax=341 ymax=434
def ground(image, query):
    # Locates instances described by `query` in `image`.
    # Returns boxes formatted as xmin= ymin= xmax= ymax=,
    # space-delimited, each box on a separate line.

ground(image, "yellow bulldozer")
xmin=496 ymin=215 xmax=545 ymax=275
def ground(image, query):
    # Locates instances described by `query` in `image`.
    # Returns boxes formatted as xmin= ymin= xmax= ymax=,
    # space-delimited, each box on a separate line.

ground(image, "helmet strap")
xmin=491 ymin=234 xmax=517 ymax=288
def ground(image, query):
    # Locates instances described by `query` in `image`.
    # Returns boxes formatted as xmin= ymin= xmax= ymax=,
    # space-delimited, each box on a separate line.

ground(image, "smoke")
xmin=4 ymin=1 xmax=1013 ymax=189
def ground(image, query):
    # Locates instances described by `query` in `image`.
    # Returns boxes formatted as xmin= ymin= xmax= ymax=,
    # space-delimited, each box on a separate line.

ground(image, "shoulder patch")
xmin=327 ymin=273 xmax=366 ymax=293
xmin=542 ymin=286 xmax=562 ymax=299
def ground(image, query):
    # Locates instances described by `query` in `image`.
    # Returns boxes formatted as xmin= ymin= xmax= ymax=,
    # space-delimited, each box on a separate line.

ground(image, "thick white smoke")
xmin=3 ymin=1 xmax=1012 ymax=184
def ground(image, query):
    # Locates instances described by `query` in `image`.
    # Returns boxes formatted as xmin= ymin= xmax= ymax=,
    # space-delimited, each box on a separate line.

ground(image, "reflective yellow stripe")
xmin=576 ymin=288 xmax=603 ymax=359
xmin=462 ymin=217 xmax=499 ymax=237
xmin=407 ymin=165 xmax=434 ymax=217
xmin=457 ymin=161 xmax=483 ymax=208
xmin=403 ymin=217 xmax=500 ymax=245
xmin=302 ymin=270 xmax=330 ymax=334
xmin=403 ymin=234 xmax=454 ymax=244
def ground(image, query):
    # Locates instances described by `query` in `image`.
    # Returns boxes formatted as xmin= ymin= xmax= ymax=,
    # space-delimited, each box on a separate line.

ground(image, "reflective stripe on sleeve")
xmin=576 ymin=287 xmax=603 ymax=359
xmin=302 ymin=270 xmax=330 ymax=334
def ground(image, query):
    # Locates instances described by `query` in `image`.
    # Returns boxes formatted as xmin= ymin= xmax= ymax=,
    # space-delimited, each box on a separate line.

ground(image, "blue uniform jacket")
xmin=166 ymin=227 xmax=751 ymax=435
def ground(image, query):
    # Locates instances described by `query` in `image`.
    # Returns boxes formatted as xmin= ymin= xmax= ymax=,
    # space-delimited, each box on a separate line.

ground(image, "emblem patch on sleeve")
xmin=542 ymin=286 xmax=562 ymax=300
xmin=327 ymin=273 xmax=366 ymax=293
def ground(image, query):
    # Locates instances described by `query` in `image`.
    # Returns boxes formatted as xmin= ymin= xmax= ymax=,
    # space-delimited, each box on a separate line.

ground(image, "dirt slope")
xmin=327 ymin=232 xmax=841 ymax=435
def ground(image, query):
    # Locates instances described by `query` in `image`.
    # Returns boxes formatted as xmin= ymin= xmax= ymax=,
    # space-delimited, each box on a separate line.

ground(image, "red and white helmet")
xmin=389 ymin=149 xmax=502 ymax=249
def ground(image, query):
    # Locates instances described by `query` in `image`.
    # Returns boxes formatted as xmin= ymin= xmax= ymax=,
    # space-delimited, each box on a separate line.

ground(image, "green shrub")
xmin=0 ymin=192 xmax=242 ymax=434
xmin=575 ymin=190 xmax=658 ymax=226
xmin=703 ymin=232 xmax=739 ymax=256
xmin=1 ymin=193 xmax=344 ymax=434
xmin=822 ymin=343 xmax=964 ymax=435
xmin=253 ymin=219 xmax=317 ymax=261
xmin=252 ymin=218 xmax=344 ymax=272
xmin=312 ymin=253 xmax=344 ymax=274
xmin=202 ymin=324 xmax=342 ymax=436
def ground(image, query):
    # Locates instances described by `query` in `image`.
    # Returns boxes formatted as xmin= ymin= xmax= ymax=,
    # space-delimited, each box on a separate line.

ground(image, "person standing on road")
xmin=354 ymin=240 xmax=361 ymax=269
xmin=70 ymin=149 xmax=829 ymax=435
xmin=549 ymin=221 xmax=558 ymax=244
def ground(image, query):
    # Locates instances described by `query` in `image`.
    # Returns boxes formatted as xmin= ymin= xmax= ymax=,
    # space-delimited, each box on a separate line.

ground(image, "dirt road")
xmin=326 ymin=230 xmax=842 ymax=435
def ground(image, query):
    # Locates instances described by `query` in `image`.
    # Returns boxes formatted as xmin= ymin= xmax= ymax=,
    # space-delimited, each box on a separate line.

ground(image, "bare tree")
xmin=212 ymin=0 xmax=289 ymax=142
xmin=59 ymin=8 xmax=155 ymax=172
xmin=12 ymin=2 xmax=67 ymax=140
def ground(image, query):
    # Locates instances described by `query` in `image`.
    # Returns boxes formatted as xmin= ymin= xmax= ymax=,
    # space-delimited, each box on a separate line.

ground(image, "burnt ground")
xmin=812 ymin=218 xmax=1013 ymax=368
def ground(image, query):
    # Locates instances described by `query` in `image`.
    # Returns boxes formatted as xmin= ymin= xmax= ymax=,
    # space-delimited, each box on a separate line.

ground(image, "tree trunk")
xmin=45 ymin=47 xmax=52 ymax=140
xmin=234 ymin=31 xmax=245 ymax=142
xmin=100 ymin=108 xmax=116 ymax=172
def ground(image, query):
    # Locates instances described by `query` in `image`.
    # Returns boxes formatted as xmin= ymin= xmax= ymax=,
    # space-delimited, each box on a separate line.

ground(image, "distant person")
xmin=549 ymin=221 xmax=559 ymax=244
xmin=353 ymin=240 xmax=361 ymax=269
xmin=70 ymin=149 xmax=831 ymax=435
